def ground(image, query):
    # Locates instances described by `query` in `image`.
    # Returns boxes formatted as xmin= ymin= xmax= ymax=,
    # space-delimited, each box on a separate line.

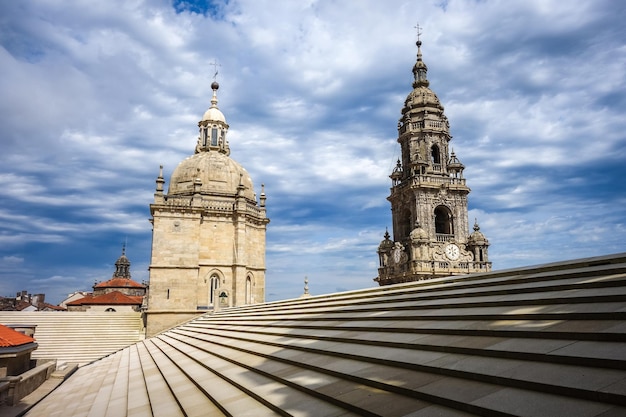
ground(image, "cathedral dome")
xmin=168 ymin=151 xmax=256 ymax=201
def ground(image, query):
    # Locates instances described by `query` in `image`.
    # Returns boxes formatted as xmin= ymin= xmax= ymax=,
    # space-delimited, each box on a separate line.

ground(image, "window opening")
xmin=434 ymin=206 xmax=454 ymax=235
xmin=210 ymin=274 xmax=220 ymax=305
xmin=431 ymin=145 xmax=441 ymax=164
xmin=211 ymin=127 xmax=218 ymax=146
xmin=245 ymin=276 xmax=252 ymax=304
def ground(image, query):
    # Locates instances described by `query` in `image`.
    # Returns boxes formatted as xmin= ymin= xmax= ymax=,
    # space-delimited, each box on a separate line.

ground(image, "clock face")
xmin=445 ymin=244 xmax=460 ymax=260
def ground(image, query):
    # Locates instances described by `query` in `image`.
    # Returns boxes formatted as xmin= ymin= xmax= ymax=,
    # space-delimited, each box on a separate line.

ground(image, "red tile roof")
xmin=0 ymin=324 xmax=35 ymax=347
xmin=40 ymin=303 xmax=67 ymax=311
xmin=67 ymin=291 xmax=143 ymax=306
xmin=94 ymin=278 xmax=145 ymax=289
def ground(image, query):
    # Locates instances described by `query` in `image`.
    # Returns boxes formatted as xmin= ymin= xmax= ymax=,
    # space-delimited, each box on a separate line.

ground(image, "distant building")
xmin=58 ymin=291 xmax=91 ymax=309
xmin=376 ymin=37 xmax=491 ymax=285
xmin=0 ymin=291 xmax=64 ymax=312
xmin=66 ymin=248 xmax=146 ymax=312
xmin=146 ymin=81 xmax=269 ymax=336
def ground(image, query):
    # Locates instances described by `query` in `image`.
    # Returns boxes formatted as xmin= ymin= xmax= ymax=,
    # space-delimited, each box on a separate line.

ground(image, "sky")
xmin=1 ymin=0 xmax=625 ymax=305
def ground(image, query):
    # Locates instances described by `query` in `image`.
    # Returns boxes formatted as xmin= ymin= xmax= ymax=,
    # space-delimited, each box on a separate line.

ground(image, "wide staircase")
xmin=0 ymin=312 xmax=143 ymax=366
xmin=26 ymin=253 xmax=626 ymax=416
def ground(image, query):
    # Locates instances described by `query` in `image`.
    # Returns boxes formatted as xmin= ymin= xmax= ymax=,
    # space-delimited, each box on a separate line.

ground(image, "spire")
xmin=300 ymin=276 xmax=311 ymax=298
xmin=412 ymin=23 xmax=429 ymax=88
xmin=260 ymin=183 xmax=266 ymax=207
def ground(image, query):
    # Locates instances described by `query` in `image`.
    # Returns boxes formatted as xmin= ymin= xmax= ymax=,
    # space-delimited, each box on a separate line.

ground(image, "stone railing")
xmin=0 ymin=360 xmax=56 ymax=406
xmin=407 ymin=176 xmax=467 ymax=187
xmin=246 ymin=203 xmax=264 ymax=217
xmin=399 ymin=120 xmax=449 ymax=135
xmin=436 ymin=234 xmax=455 ymax=242
xmin=376 ymin=260 xmax=493 ymax=283
xmin=160 ymin=197 xmax=264 ymax=217
xmin=204 ymin=200 xmax=234 ymax=211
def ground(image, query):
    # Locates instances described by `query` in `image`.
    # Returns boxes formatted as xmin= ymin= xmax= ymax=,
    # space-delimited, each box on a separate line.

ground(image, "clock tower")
xmin=375 ymin=36 xmax=491 ymax=285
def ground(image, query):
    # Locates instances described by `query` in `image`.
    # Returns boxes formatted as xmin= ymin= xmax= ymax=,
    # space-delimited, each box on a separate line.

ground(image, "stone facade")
xmin=146 ymin=82 xmax=269 ymax=336
xmin=375 ymin=37 xmax=491 ymax=285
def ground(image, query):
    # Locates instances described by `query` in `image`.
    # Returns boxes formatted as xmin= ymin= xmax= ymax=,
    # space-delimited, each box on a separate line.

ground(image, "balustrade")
xmin=436 ymin=234 xmax=454 ymax=242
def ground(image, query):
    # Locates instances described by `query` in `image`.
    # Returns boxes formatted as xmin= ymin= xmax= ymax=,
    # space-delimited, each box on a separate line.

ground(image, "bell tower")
xmin=375 ymin=33 xmax=491 ymax=285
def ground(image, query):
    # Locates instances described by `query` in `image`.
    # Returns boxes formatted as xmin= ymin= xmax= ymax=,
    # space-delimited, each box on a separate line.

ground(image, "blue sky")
xmin=1 ymin=0 xmax=625 ymax=304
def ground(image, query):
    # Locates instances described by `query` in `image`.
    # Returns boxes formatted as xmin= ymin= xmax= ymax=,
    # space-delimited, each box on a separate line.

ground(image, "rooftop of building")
xmin=65 ymin=291 xmax=143 ymax=306
xmin=0 ymin=325 xmax=35 ymax=348
xmin=24 ymin=252 xmax=626 ymax=416
xmin=93 ymin=278 xmax=145 ymax=289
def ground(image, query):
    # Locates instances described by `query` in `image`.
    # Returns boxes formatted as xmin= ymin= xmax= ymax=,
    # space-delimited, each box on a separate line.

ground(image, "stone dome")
xmin=468 ymin=221 xmax=489 ymax=245
xmin=168 ymin=151 xmax=256 ymax=201
xmin=378 ymin=230 xmax=393 ymax=251
xmin=404 ymin=86 xmax=444 ymax=110
xmin=202 ymin=106 xmax=226 ymax=124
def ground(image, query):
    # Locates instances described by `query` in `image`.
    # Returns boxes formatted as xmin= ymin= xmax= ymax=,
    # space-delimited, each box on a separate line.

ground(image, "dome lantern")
xmin=196 ymin=81 xmax=230 ymax=155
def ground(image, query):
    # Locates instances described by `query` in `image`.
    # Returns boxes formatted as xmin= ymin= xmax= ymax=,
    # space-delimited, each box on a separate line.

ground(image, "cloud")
xmin=0 ymin=0 xmax=624 ymax=304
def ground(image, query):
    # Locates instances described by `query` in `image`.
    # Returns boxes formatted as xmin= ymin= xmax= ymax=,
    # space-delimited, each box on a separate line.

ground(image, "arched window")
xmin=399 ymin=209 xmax=412 ymax=240
xmin=202 ymin=127 xmax=207 ymax=146
xmin=105 ymin=308 xmax=116 ymax=312
xmin=431 ymin=145 xmax=441 ymax=164
xmin=434 ymin=205 xmax=454 ymax=235
xmin=209 ymin=274 xmax=220 ymax=306
xmin=245 ymin=276 xmax=252 ymax=304
xmin=211 ymin=126 xmax=218 ymax=146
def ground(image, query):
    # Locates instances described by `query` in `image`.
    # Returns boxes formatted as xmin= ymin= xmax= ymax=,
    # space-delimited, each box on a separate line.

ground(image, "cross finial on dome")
xmin=209 ymin=59 xmax=221 ymax=82
xmin=208 ymin=60 xmax=222 ymax=109
xmin=414 ymin=22 xmax=422 ymax=43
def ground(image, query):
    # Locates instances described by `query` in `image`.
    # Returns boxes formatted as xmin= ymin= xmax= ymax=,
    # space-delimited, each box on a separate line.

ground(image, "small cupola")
xmin=390 ymin=159 xmax=403 ymax=185
xmin=447 ymin=150 xmax=465 ymax=178
xmin=196 ymin=81 xmax=230 ymax=155
xmin=113 ymin=245 xmax=131 ymax=279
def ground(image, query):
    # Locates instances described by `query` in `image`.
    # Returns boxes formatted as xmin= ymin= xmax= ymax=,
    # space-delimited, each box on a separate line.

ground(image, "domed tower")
xmin=147 ymin=81 xmax=270 ymax=336
xmin=375 ymin=35 xmax=491 ymax=285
